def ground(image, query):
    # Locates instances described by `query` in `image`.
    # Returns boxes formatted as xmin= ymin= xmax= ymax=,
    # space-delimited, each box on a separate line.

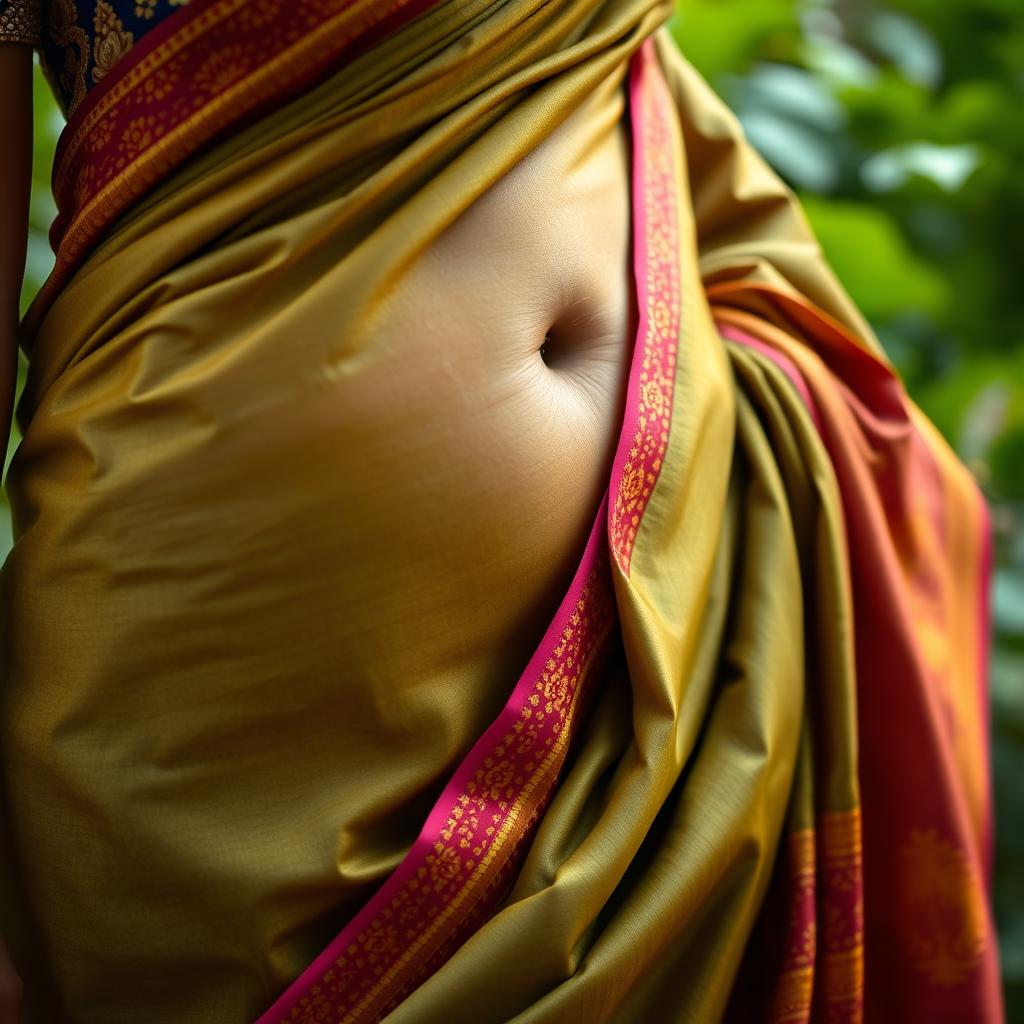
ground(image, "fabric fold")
xmin=0 ymin=2 xmax=1000 ymax=1021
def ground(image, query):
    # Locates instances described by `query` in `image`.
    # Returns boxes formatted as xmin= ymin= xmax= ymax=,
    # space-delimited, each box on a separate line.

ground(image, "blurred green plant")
xmin=6 ymin=0 xmax=1023 ymax=1015
xmin=671 ymin=0 xmax=1024 ymax=1016
xmin=2 ymin=63 xmax=59 ymax=552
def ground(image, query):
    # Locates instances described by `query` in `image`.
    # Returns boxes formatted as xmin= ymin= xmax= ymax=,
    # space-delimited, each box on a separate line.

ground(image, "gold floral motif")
xmin=70 ymin=161 xmax=97 ymax=207
xmin=87 ymin=108 xmax=118 ymax=152
xmin=900 ymin=828 xmax=987 ymax=987
xmin=235 ymin=0 xmax=282 ymax=31
xmin=641 ymin=378 xmax=668 ymax=420
xmin=117 ymin=114 xmax=158 ymax=159
xmin=134 ymin=0 xmax=157 ymax=20
xmin=193 ymin=42 xmax=250 ymax=96
xmin=92 ymin=1 xmax=135 ymax=83
xmin=137 ymin=55 xmax=184 ymax=103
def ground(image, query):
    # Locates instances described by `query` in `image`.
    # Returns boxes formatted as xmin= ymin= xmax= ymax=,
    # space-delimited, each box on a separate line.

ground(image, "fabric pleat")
xmin=0 ymin=3 xmax=999 ymax=1021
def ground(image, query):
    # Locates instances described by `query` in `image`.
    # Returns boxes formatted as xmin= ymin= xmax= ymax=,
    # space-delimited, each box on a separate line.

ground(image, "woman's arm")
xmin=0 ymin=42 xmax=33 ymax=467
xmin=0 ymin=39 xmax=32 ymax=1024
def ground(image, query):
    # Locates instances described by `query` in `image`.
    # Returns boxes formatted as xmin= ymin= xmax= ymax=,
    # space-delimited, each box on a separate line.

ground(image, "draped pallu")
xmin=1 ymin=1 xmax=1001 ymax=1021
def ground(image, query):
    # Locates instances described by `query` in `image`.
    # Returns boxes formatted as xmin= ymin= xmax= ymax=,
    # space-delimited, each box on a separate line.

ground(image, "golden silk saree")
xmin=0 ymin=1 xmax=1002 ymax=1021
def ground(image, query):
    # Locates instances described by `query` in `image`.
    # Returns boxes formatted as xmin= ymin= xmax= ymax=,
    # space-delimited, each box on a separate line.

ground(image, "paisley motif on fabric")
xmin=900 ymin=828 xmax=988 ymax=988
xmin=92 ymin=1 xmax=135 ymax=83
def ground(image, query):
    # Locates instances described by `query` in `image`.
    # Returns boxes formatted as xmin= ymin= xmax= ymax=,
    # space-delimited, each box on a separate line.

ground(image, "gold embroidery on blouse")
xmin=0 ymin=0 xmax=42 ymax=45
xmin=45 ymin=0 xmax=89 ymax=116
xmin=93 ymin=1 xmax=135 ymax=83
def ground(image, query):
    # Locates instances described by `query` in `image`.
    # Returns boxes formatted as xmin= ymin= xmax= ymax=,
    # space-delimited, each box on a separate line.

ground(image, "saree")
xmin=0 ymin=1 xmax=1002 ymax=1021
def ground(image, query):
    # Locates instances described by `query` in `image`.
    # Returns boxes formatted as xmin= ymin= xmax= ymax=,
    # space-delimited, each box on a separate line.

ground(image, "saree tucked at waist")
xmin=0 ymin=1 xmax=1002 ymax=1021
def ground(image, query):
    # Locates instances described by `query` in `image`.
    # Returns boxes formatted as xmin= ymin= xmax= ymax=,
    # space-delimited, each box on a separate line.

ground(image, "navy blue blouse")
xmin=0 ymin=0 xmax=192 ymax=117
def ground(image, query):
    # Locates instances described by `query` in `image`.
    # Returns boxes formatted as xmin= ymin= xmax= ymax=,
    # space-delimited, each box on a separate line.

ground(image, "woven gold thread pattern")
xmin=0 ymin=0 xmax=42 ymax=45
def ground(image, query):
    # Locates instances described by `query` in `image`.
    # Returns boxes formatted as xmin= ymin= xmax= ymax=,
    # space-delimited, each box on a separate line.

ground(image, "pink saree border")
xmin=608 ymin=37 xmax=682 ymax=576
xmin=254 ymin=36 xmax=684 ymax=1024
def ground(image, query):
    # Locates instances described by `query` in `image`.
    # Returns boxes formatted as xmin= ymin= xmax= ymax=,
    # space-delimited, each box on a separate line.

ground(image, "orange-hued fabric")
xmin=1 ymin=3 xmax=1001 ymax=1022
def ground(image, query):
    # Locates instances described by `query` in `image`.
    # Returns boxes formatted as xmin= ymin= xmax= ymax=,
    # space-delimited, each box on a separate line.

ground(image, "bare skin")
xmin=304 ymin=73 xmax=635 ymax=697
xmin=0 ymin=39 xmax=31 ymax=1024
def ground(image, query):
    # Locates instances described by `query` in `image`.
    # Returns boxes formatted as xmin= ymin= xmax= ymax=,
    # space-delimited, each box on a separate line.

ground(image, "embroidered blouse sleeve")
xmin=0 ymin=0 xmax=42 ymax=46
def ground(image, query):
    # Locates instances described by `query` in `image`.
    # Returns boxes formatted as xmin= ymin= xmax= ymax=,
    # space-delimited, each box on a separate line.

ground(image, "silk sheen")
xmin=0 ymin=1 xmax=1000 ymax=1021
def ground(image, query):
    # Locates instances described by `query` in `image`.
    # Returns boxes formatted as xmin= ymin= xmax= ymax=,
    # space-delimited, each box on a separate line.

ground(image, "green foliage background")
xmin=7 ymin=0 xmax=1023 ymax=1015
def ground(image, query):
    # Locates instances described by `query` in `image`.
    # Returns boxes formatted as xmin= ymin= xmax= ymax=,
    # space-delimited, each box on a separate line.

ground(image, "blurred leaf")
xmin=21 ymin=55 xmax=61 ymax=319
xmin=801 ymin=32 xmax=880 ymax=89
xmin=865 ymin=11 xmax=944 ymax=89
xmin=670 ymin=0 xmax=800 ymax=81
xmin=740 ymin=110 xmax=842 ymax=191
xmin=799 ymin=194 xmax=946 ymax=320
xmin=861 ymin=142 xmax=981 ymax=192
xmin=913 ymin=353 xmax=1024 ymax=465
xmin=995 ymin=567 xmax=1024 ymax=637
xmin=729 ymin=62 xmax=847 ymax=130
xmin=840 ymin=70 xmax=935 ymax=148
xmin=990 ymin=425 xmax=1024 ymax=501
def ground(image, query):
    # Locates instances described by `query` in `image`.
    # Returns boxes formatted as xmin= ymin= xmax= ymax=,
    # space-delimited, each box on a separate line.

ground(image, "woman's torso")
xmin=0 ymin=66 xmax=635 ymax=1019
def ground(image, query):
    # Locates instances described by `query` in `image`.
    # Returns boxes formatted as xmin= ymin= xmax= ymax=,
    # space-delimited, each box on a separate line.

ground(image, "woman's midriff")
xmin=0 ymin=79 xmax=633 ymax=1019
xmin=326 ymin=78 xmax=634 ymax=726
